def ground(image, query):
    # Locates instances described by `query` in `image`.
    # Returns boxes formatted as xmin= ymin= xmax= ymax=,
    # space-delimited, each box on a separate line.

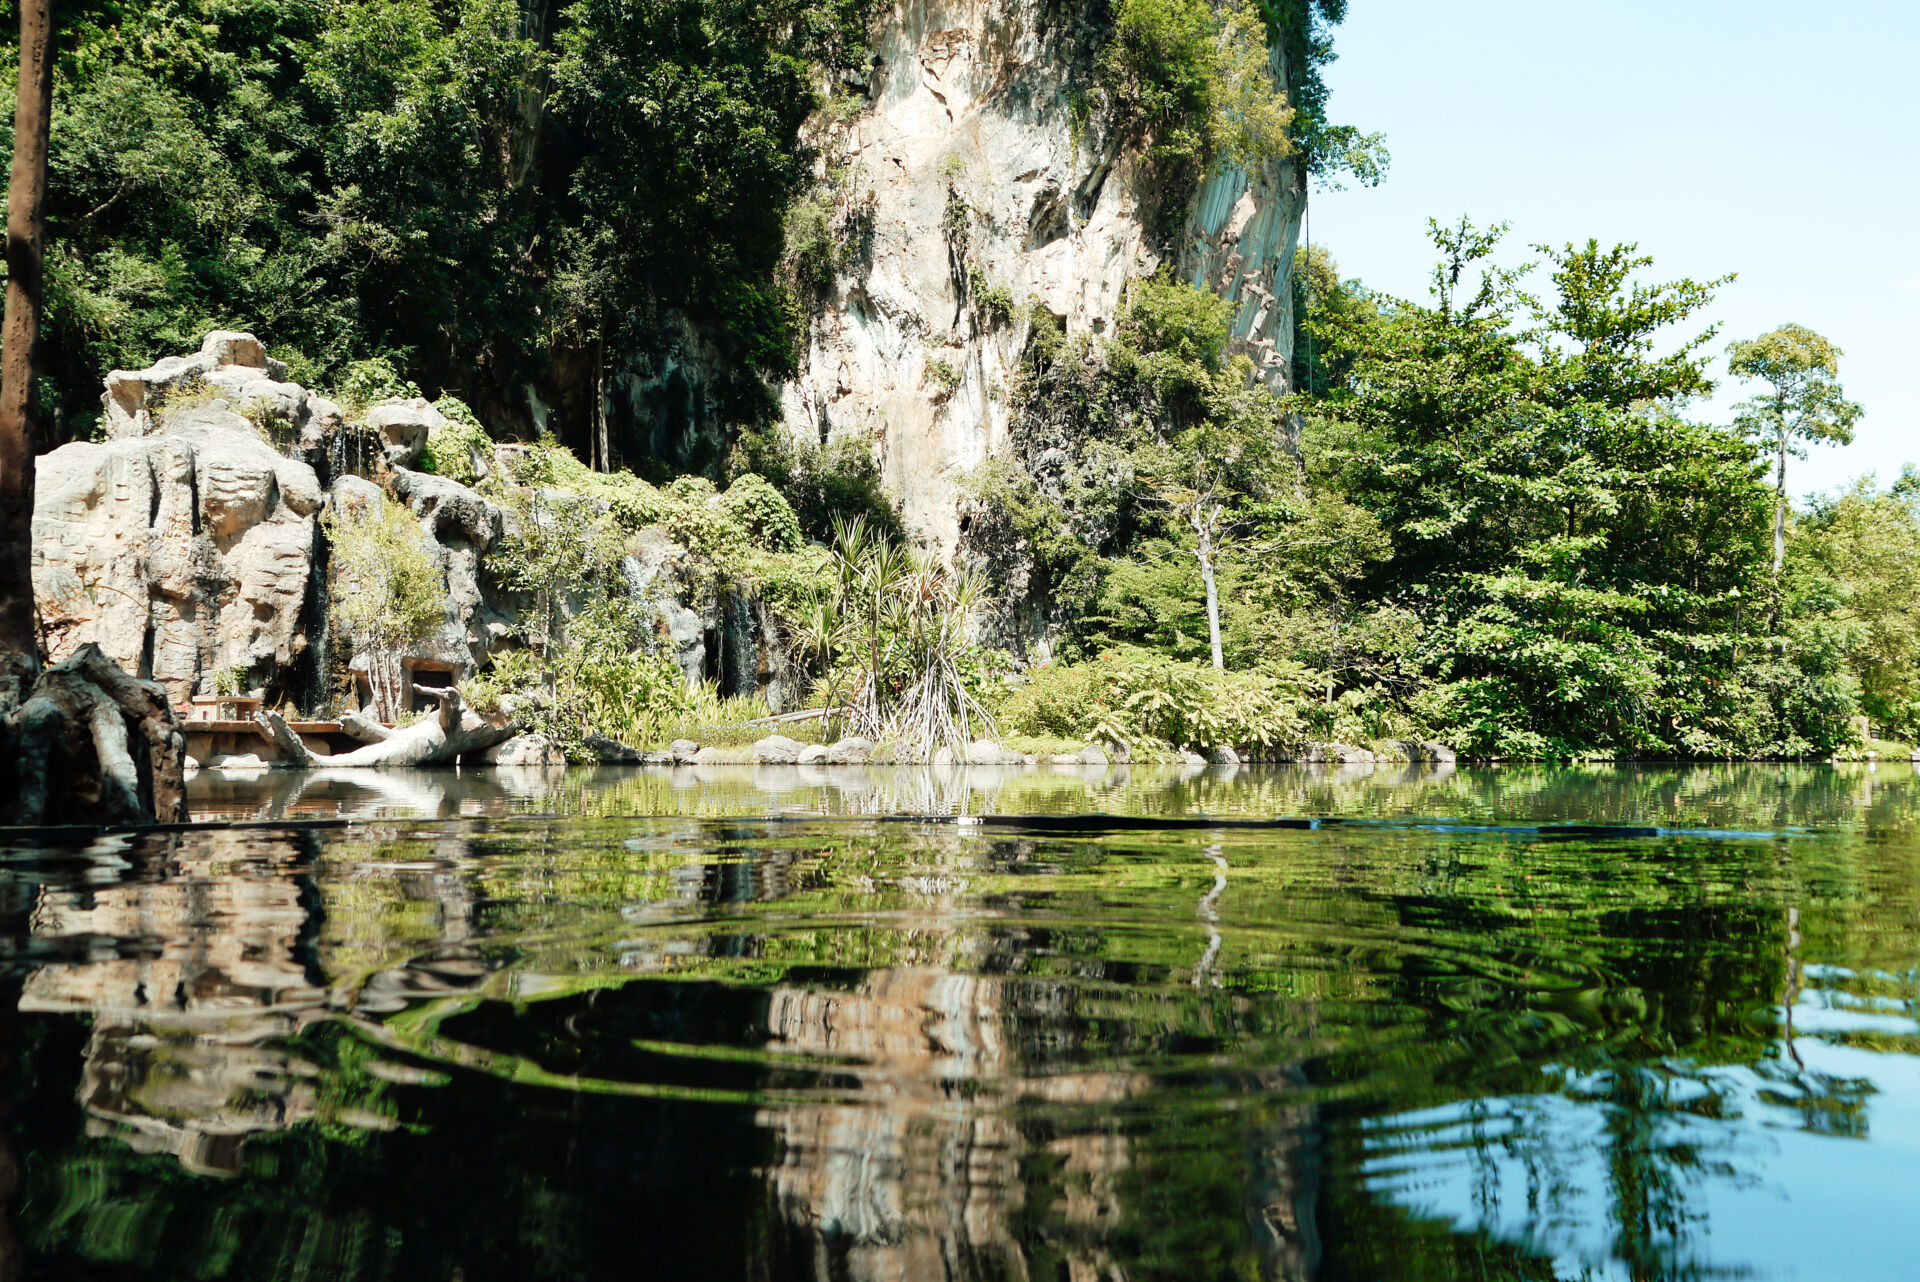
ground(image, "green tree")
xmin=1793 ymin=472 xmax=1920 ymax=740
xmin=323 ymin=493 xmax=444 ymax=721
xmin=1727 ymin=323 xmax=1865 ymax=578
xmin=1306 ymin=221 xmax=1807 ymax=757
xmin=1134 ymin=365 xmax=1288 ymax=669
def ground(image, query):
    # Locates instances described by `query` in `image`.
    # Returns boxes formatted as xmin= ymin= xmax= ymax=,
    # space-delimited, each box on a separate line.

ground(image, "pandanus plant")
xmin=792 ymin=516 xmax=996 ymax=757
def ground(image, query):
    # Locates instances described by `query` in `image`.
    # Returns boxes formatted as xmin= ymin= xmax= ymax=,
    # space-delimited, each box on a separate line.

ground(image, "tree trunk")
xmin=1773 ymin=420 xmax=1788 ymax=578
xmin=1193 ymin=505 xmax=1225 ymax=671
xmin=592 ymin=341 xmax=608 ymax=473
xmin=0 ymin=0 xmax=53 ymax=671
xmin=256 ymin=686 xmax=515 ymax=767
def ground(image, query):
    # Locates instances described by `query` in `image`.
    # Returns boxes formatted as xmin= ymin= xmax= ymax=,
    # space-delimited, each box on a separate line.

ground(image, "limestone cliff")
xmin=776 ymin=0 xmax=1305 ymax=550
xmin=32 ymin=332 xmax=797 ymax=718
xmin=33 ymin=402 xmax=325 ymax=706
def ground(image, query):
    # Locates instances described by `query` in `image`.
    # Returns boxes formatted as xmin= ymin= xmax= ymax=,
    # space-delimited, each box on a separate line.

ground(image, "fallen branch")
xmin=256 ymin=685 xmax=515 ymax=768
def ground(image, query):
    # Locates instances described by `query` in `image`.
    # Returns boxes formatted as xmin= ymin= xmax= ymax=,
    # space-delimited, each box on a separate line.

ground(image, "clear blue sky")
xmin=1309 ymin=0 xmax=1918 ymax=499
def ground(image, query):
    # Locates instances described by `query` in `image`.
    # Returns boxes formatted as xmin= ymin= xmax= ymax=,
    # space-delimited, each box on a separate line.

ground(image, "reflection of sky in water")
xmin=1363 ymin=977 xmax=1920 ymax=1280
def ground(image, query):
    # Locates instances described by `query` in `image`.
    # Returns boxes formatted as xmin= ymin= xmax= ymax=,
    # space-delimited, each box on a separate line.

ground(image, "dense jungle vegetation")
xmin=974 ymin=222 xmax=1896 ymax=760
xmin=2 ymin=0 xmax=1360 ymax=452
xmin=6 ymin=0 xmax=1906 ymax=761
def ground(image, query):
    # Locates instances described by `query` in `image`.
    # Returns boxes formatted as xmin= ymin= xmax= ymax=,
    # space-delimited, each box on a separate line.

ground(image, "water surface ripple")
xmin=3 ymin=763 xmax=1918 ymax=1279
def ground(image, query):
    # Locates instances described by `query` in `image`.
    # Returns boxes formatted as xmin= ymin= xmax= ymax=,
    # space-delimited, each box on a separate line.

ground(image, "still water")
xmin=3 ymin=762 xmax=1919 ymax=1280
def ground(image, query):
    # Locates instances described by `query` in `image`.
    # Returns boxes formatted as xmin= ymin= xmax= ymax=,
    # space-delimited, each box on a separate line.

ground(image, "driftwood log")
xmin=3 ymin=643 xmax=189 ymax=825
xmin=255 ymin=685 xmax=515 ymax=767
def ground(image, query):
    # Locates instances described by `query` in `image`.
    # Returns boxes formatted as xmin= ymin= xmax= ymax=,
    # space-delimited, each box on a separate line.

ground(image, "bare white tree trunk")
xmin=1773 ymin=420 xmax=1788 ymax=578
xmin=1192 ymin=503 xmax=1225 ymax=671
xmin=257 ymin=686 xmax=514 ymax=767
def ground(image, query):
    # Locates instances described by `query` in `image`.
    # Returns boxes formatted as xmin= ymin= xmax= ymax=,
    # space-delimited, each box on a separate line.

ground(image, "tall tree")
xmin=0 ymin=0 xmax=54 ymax=690
xmin=1727 ymin=323 xmax=1864 ymax=578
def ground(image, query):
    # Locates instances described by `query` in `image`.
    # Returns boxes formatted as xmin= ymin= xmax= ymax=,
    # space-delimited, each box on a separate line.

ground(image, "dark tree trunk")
xmin=0 ymin=0 xmax=53 ymax=683
xmin=0 ymin=6 xmax=187 ymax=827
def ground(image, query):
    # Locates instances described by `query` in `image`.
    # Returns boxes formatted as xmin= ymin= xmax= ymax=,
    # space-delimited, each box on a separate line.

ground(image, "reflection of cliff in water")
xmin=8 ymin=821 xmax=1326 ymax=1279
xmin=15 ymin=830 xmax=487 ymax=1175
xmin=750 ymin=896 xmax=1319 ymax=1280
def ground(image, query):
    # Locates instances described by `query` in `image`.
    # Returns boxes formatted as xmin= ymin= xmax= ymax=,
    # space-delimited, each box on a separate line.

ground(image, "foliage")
xmin=1793 ymin=474 xmax=1920 ymax=741
xmin=1302 ymin=221 xmax=1854 ymax=758
xmin=1728 ymin=323 xmax=1865 ymax=459
xmin=967 ymin=267 xmax=1015 ymax=326
xmin=419 ymin=396 xmax=493 ymax=484
xmin=472 ymin=441 xmax=832 ymax=755
xmin=1111 ymin=274 xmax=1236 ymax=401
xmin=1251 ymin=0 xmax=1387 ymax=184
xmin=11 ymin=0 xmax=877 ymax=446
xmin=730 ymin=428 xmax=904 ymax=545
xmin=1728 ymin=321 xmax=1865 ymax=578
xmin=964 ymin=218 xmax=1884 ymax=761
xmin=498 ymin=440 xmax=757 ymax=563
xmin=925 ymin=355 xmax=961 ymax=398
xmin=478 ymin=476 xmax=697 ymax=759
xmin=997 ymin=646 xmax=1311 ymax=754
xmin=793 ymin=517 xmax=996 ymax=756
xmin=323 ymin=490 xmax=445 ymax=721
xmin=716 ymin=472 xmax=803 ymax=553
xmin=334 ymin=357 xmax=421 ymax=416
xmin=1094 ymin=0 xmax=1292 ymax=169
xmin=465 ymin=643 xmax=705 ymax=759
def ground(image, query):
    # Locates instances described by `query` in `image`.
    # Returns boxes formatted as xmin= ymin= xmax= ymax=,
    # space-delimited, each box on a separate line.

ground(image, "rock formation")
xmin=30 ymin=331 xmax=800 ymax=727
xmin=33 ymin=399 xmax=324 ymax=706
xmin=773 ymin=0 xmax=1304 ymax=550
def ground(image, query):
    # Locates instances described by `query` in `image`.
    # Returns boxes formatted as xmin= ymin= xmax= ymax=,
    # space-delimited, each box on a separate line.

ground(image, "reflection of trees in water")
xmin=189 ymin=759 xmax=1920 ymax=845
xmin=5 ymin=808 xmax=1918 ymax=1279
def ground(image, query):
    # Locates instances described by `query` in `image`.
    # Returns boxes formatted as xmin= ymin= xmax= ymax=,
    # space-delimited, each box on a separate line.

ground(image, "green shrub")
xmin=420 ymin=396 xmax=494 ymax=484
xmin=323 ymin=490 xmax=445 ymax=721
xmin=719 ymin=473 xmax=803 ymax=552
xmin=730 ymin=430 xmax=902 ymax=544
xmin=334 ymin=357 xmax=420 ymax=416
xmin=1095 ymin=0 xmax=1293 ymax=169
xmin=999 ymin=647 xmax=1312 ymax=755
xmin=1113 ymin=275 xmax=1235 ymax=397
xmin=968 ymin=267 xmax=1014 ymax=326
xmin=925 ymin=355 xmax=961 ymax=398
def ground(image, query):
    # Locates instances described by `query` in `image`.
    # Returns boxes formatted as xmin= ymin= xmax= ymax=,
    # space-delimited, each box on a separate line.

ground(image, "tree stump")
xmin=1 ymin=643 xmax=189 ymax=825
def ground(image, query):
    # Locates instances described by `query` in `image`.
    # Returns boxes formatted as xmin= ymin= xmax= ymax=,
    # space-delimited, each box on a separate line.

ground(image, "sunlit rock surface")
xmin=32 ymin=404 xmax=323 ymax=704
xmin=777 ymin=0 xmax=1304 ymax=551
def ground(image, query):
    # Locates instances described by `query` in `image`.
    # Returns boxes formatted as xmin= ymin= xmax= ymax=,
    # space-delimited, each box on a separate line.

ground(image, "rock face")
xmin=35 ymin=332 xmax=524 ymax=710
xmin=774 ymin=0 xmax=1304 ymax=550
xmin=103 ymin=330 xmax=300 ymax=440
xmin=33 ymin=404 xmax=324 ymax=704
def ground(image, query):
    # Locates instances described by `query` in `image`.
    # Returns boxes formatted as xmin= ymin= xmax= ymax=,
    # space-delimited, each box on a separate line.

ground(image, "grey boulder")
xmin=752 ymin=734 xmax=806 ymax=764
xmin=365 ymin=401 xmax=442 ymax=469
xmin=826 ymin=736 xmax=874 ymax=764
xmin=585 ymin=733 xmax=641 ymax=764
xmin=486 ymin=734 xmax=566 ymax=767
xmin=966 ymin=739 xmax=1016 ymax=766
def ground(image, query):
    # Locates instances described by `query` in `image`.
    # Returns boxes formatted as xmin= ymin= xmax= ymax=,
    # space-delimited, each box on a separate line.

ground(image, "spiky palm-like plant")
xmin=793 ymin=516 xmax=996 ymax=757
